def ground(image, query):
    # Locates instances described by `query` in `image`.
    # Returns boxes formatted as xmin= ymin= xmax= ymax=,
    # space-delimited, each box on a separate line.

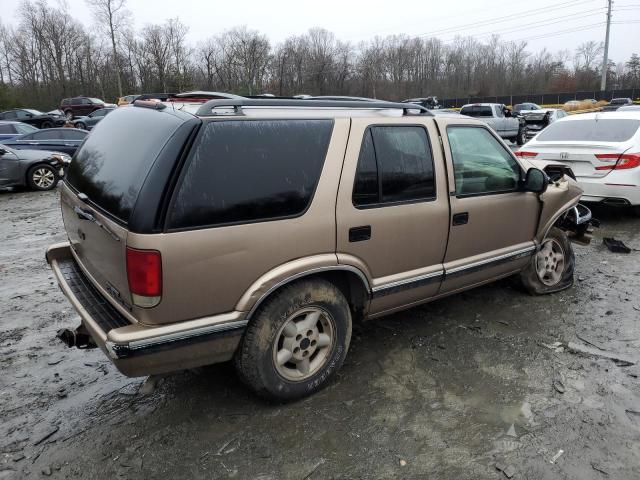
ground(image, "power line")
xmin=438 ymin=8 xmax=606 ymax=42
xmin=415 ymin=0 xmax=597 ymax=37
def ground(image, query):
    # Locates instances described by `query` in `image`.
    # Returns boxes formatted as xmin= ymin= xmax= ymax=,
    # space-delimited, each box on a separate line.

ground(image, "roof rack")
xmin=195 ymin=98 xmax=432 ymax=117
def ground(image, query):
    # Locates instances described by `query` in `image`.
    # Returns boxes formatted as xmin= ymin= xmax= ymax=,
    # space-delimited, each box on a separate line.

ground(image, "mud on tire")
xmin=520 ymin=227 xmax=574 ymax=295
xmin=235 ymin=278 xmax=352 ymax=401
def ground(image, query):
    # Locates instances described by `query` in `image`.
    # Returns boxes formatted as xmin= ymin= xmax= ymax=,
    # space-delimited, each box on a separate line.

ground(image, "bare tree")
xmin=85 ymin=0 xmax=128 ymax=97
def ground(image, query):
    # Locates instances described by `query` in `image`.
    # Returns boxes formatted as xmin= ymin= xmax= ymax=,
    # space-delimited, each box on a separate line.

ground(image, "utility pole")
xmin=600 ymin=0 xmax=613 ymax=91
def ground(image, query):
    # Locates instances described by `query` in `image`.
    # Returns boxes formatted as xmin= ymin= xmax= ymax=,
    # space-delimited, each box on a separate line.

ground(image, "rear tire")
xmin=235 ymin=279 xmax=352 ymax=401
xmin=75 ymin=122 xmax=86 ymax=130
xmin=516 ymin=127 xmax=526 ymax=145
xmin=520 ymin=227 xmax=574 ymax=295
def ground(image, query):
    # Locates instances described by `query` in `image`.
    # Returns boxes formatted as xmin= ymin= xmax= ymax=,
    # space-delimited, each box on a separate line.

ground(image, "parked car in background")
xmin=517 ymin=111 xmax=640 ymax=215
xmin=59 ymin=97 xmax=115 ymax=119
xmin=618 ymin=105 xmax=640 ymax=112
xmin=47 ymin=98 xmax=590 ymax=401
xmin=0 ymin=121 xmax=39 ymax=141
xmin=0 ymin=108 xmax=66 ymax=128
xmin=0 ymin=144 xmax=70 ymax=190
xmin=401 ymin=97 xmax=440 ymax=109
xmin=602 ymin=98 xmax=633 ymax=111
xmin=564 ymin=100 xmax=581 ymax=108
xmin=459 ymin=103 xmax=526 ymax=144
xmin=73 ymin=108 xmax=115 ymax=131
xmin=117 ymin=95 xmax=140 ymax=106
xmin=522 ymin=108 xmax=568 ymax=140
xmin=1 ymin=128 xmax=87 ymax=156
xmin=513 ymin=103 xmax=542 ymax=115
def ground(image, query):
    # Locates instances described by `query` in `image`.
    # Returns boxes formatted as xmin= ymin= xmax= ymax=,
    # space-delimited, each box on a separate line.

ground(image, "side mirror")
xmin=523 ymin=167 xmax=548 ymax=194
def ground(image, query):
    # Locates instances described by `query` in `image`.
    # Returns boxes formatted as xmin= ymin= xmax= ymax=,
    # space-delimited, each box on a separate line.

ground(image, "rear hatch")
xmin=62 ymin=106 xmax=192 ymax=314
xmin=522 ymin=117 xmax=640 ymax=178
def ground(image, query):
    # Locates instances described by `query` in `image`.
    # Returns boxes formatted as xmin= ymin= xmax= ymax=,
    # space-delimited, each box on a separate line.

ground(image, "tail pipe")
xmin=56 ymin=325 xmax=96 ymax=349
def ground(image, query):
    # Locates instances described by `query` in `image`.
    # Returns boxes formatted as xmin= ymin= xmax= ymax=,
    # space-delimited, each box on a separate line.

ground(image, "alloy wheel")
xmin=272 ymin=307 xmax=335 ymax=381
xmin=32 ymin=167 xmax=56 ymax=189
xmin=535 ymin=238 xmax=565 ymax=286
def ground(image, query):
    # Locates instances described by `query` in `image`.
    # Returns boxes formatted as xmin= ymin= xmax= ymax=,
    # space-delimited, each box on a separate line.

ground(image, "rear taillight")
xmin=126 ymin=247 xmax=162 ymax=308
xmin=515 ymin=151 xmax=538 ymax=158
xmin=595 ymin=153 xmax=640 ymax=171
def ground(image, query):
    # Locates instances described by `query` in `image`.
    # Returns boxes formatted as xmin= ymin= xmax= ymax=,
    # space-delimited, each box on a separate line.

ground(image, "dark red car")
xmin=59 ymin=97 xmax=112 ymax=120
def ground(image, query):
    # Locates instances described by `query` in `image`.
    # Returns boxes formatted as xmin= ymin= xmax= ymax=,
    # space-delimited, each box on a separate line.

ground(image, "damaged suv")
xmin=47 ymin=98 xmax=592 ymax=400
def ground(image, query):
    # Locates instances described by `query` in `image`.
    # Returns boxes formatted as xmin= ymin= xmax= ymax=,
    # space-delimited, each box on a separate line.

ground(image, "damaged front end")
xmin=534 ymin=162 xmax=597 ymax=246
xmin=556 ymin=203 xmax=596 ymax=246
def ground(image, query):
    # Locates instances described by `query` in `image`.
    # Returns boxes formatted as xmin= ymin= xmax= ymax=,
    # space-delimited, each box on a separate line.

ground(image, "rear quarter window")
xmin=168 ymin=119 xmax=333 ymax=229
xmin=65 ymin=107 xmax=184 ymax=223
xmin=536 ymin=119 xmax=640 ymax=142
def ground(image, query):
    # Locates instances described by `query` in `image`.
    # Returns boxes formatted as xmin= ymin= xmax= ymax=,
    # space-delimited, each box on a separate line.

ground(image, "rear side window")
xmin=0 ymin=124 xmax=16 ymax=134
xmin=61 ymin=130 xmax=87 ymax=140
xmin=168 ymin=120 xmax=333 ymax=229
xmin=32 ymin=130 xmax=61 ymax=140
xmin=537 ymin=119 xmax=640 ymax=142
xmin=353 ymin=126 xmax=435 ymax=207
xmin=460 ymin=106 xmax=493 ymax=117
xmin=66 ymin=107 xmax=184 ymax=223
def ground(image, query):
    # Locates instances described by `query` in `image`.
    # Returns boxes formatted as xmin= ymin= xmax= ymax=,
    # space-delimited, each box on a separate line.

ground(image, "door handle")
xmin=452 ymin=212 xmax=469 ymax=226
xmin=349 ymin=225 xmax=371 ymax=242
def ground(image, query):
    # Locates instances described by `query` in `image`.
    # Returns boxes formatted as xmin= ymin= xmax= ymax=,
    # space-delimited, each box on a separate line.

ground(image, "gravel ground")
xmin=1 ymin=187 xmax=639 ymax=480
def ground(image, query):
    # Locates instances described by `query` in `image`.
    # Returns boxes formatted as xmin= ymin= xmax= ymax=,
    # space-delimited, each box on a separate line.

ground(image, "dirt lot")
xmin=1 ymin=187 xmax=639 ymax=480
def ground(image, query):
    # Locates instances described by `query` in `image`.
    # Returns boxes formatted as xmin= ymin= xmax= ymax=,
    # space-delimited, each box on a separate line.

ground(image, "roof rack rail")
xmin=195 ymin=98 xmax=432 ymax=117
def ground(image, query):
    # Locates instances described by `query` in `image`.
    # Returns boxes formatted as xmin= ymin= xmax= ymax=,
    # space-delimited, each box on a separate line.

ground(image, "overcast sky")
xmin=2 ymin=0 xmax=638 ymax=63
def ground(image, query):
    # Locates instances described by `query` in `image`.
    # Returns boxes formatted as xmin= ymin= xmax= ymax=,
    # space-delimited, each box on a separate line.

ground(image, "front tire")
xmin=41 ymin=121 xmax=53 ymax=129
xmin=520 ymin=227 xmax=574 ymax=295
xmin=27 ymin=164 xmax=59 ymax=191
xmin=516 ymin=127 xmax=526 ymax=145
xmin=64 ymin=110 xmax=73 ymax=120
xmin=235 ymin=279 xmax=352 ymax=401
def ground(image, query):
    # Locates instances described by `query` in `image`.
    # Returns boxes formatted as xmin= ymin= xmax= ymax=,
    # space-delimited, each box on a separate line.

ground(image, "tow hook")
xmin=56 ymin=326 xmax=96 ymax=349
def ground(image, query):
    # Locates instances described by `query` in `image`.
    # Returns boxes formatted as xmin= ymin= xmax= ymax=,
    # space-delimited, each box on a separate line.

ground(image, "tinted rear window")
xmin=65 ymin=107 xmax=184 ymax=222
xmin=536 ymin=119 xmax=640 ymax=142
xmin=168 ymin=119 xmax=333 ymax=229
xmin=460 ymin=106 xmax=493 ymax=117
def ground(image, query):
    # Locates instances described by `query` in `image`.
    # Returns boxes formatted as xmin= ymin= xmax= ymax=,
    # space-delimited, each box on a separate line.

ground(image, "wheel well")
xmin=248 ymin=270 xmax=371 ymax=323
xmin=25 ymin=162 xmax=55 ymax=183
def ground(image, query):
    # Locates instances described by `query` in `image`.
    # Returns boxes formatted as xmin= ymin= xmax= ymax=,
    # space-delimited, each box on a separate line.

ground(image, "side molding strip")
xmin=372 ymin=270 xmax=444 ymax=298
xmin=444 ymin=246 xmax=536 ymax=278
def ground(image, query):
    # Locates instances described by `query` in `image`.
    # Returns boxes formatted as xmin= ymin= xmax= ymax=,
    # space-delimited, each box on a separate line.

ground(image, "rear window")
xmin=168 ymin=119 xmax=333 ymax=229
xmin=536 ymin=119 xmax=640 ymax=142
xmin=460 ymin=106 xmax=493 ymax=117
xmin=65 ymin=107 xmax=184 ymax=223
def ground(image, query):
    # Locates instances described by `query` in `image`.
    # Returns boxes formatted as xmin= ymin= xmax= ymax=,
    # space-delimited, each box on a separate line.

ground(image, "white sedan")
xmin=516 ymin=111 xmax=640 ymax=214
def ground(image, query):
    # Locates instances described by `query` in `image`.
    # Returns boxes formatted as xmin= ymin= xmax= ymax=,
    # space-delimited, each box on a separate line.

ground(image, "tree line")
xmin=0 ymin=0 xmax=639 ymax=110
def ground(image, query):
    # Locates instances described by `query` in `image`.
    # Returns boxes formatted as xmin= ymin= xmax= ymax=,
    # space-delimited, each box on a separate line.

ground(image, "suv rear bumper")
xmin=46 ymin=243 xmax=247 ymax=377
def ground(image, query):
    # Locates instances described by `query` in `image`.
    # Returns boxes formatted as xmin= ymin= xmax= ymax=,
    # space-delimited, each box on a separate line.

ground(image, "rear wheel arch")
xmin=245 ymin=267 xmax=371 ymax=323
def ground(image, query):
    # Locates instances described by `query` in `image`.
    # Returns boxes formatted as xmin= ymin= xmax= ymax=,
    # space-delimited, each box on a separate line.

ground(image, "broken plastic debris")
xmin=550 ymin=449 xmax=564 ymax=463
xmin=603 ymin=237 xmax=631 ymax=253
xmin=567 ymin=342 xmax=637 ymax=366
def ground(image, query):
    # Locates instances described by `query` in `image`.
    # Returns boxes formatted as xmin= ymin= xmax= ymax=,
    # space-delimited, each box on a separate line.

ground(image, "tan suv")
xmin=47 ymin=98 xmax=592 ymax=400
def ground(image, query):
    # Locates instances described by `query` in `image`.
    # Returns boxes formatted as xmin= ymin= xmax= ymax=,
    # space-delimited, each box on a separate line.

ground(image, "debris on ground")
xmin=603 ymin=237 xmax=632 ymax=253
xmin=495 ymin=463 xmax=516 ymax=478
xmin=550 ymin=449 xmax=564 ymax=464
xmin=399 ymin=459 xmax=407 ymax=467
xmin=576 ymin=334 xmax=605 ymax=350
xmin=553 ymin=378 xmax=566 ymax=394
xmin=591 ymin=462 xmax=609 ymax=475
xmin=567 ymin=342 xmax=637 ymax=366
xmin=541 ymin=341 xmax=563 ymax=352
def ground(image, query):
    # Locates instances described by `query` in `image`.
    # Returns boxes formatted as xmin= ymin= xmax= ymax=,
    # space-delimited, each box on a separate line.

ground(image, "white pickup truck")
xmin=460 ymin=103 xmax=526 ymax=145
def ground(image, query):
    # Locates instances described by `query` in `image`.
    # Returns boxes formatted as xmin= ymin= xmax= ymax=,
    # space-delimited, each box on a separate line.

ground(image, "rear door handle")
xmin=349 ymin=225 xmax=371 ymax=242
xmin=452 ymin=212 xmax=469 ymax=226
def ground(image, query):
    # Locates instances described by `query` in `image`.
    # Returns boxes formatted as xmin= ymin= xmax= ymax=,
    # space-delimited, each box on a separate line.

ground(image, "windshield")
xmin=89 ymin=98 xmax=103 ymax=104
xmin=65 ymin=107 xmax=185 ymax=222
xmin=24 ymin=109 xmax=44 ymax=115
xmin=460 ymin=106 xmax=493 ymax=117
xmin=536 ymin=119 xmax=640 ymax=142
